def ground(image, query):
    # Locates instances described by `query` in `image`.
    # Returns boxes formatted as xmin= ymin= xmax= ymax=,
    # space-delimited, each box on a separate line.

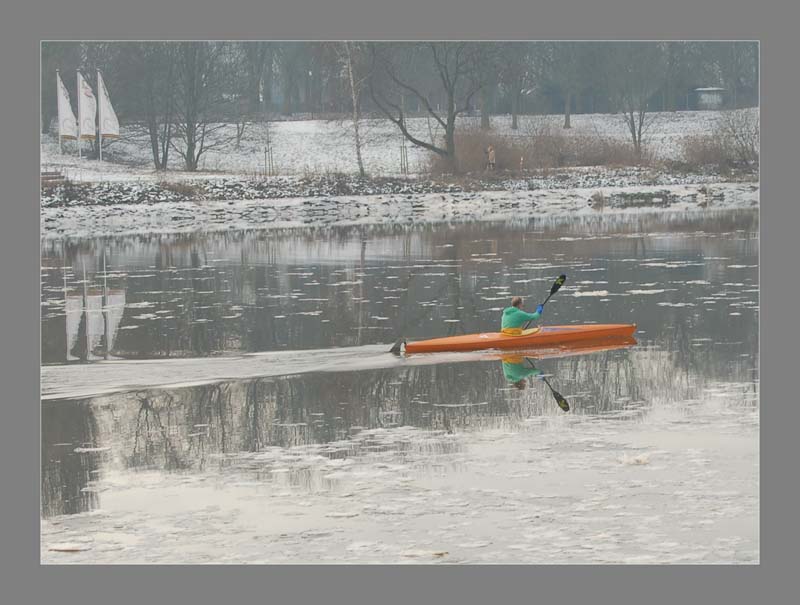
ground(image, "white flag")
xmin=56 ymin=71 xmax=77 ymax=139
xmin=97 ymin=71 xmax=119 ymax=138
xmin=77 ymin=72 xmax=97 ymax=140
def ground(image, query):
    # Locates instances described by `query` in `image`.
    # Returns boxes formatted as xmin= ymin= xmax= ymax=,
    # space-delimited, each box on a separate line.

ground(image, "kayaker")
xmin=501 ymin=296 xmax=544 ymax=335
xmin=501 ymin=354 xmax=544 ymax=390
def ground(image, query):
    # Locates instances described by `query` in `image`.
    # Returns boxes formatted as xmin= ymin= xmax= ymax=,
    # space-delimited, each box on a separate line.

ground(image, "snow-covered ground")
xmin=41 ymin=181 xmax=759 ymax=240
xmin=41 ymin=109 xmax=758 ymax=181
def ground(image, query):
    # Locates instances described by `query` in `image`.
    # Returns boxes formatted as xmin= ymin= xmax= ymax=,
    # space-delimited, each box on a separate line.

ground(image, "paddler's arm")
xmin=517 ymin=305 xmax=543 ymax=321
xmin=524 ymin=359 xmax=545 ymax=380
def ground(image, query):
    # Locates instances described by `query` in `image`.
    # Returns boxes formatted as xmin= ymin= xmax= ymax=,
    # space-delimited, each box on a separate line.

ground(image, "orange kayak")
xmin=404 ymin=324 xmax=637 ymax=354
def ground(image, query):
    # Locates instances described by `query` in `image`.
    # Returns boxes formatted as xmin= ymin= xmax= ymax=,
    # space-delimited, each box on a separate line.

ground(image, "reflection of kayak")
xmin=491 ymin=336 xmax=637 ymax=361
xmin=404 ymin=324 xmax=637 ymax=354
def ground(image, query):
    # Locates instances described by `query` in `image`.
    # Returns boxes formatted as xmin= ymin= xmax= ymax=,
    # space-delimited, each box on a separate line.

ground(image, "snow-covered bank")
xmin=41 ymin=108 xmax=758 ymax=179
xmin=42 ymin=181 xmax=759 ymax=240
xmin=41 ymin=166 xmax=755 ymax=208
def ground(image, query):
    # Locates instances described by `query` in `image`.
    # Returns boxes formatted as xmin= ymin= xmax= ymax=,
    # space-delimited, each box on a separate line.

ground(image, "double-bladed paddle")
xmin=523 ymin=273 xmax=567 ymax=330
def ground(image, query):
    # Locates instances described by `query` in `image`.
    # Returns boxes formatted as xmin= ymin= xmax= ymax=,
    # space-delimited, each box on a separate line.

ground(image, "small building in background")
xmin=694 ymin=87 xmax=726 ymax=110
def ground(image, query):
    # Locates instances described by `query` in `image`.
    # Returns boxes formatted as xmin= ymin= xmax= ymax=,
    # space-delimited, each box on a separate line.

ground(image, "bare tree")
xmin=716 ymin=109 xmax=759 ymax=167
xmin=171 ymin=42 xmax=232 ymax=171
xmin=276 ymin=42 xmax=305 ymax=116
xmin=497 ymin=42 xmax=543 ymax=130
xmin=603 ymin=42 xmax=666 ymax=158
xmin=238 ymin=42 xmax=274 ymax=114
xmin=336 ymin=41 xmax=370 ymax=177
xmin=661 ymin=42 xmax=697 ymax=111
xmin=706 ymin=41 xmax=758 ymax=109
xmin=369 ymin=42 xmax=483 ymax=171
xmin=542 ymin=42 xmax=593 ymax=129
xmin=475 ymin=44 xmax=503 ymax=130
xmin=117 ymin=42 xmax=177 ymax=169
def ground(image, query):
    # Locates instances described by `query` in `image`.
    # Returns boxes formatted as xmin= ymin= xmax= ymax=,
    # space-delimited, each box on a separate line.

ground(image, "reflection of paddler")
xmin=501 ymin=354 xmax=543 ymax=390
xmin=501 ymin=356 xmax=570 ymax=411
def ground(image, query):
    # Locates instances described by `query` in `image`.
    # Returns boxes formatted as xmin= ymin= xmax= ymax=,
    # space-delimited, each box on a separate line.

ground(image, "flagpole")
xmin=97 ymin=70 xmax=103 ymax=162
xmin=63 ymin=242 xmax=69 ymax=359
xmin=77 ymin=71 xmax=82 ymax=160
xmin=56 ymin=70 xmax=62 ymax=154
xmin=82 ymin=257 xmax=88 ymax=361
xmin=102 ymin=247 xmax=109 ymax=359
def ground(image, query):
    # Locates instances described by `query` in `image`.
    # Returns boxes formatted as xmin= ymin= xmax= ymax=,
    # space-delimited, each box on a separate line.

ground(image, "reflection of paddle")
xmin=527 ymin=359 xmax=569 ymax=412
xmin=523 ymin=274 xmax=567 ymax=330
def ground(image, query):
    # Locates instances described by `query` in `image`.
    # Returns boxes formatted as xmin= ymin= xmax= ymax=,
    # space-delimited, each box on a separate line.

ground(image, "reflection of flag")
xmin=65 ymin=294 xmax=82 ymax=360
xmin=85 ymin=293 xmax=104 ymax=359
xmin=56 ymin=71 xmax=77 ymax=139
xmin=77 ymin=72 xmax=96 ymax=140
xmin=97 ymin=71 xmax=119 ymax=138
xmin=105 ymin=290 xmax=126 ymax=351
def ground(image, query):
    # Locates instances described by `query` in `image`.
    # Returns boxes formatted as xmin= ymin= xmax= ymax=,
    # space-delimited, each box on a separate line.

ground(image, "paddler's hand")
xmin=536 ymin=304 xmax=544 ymax=315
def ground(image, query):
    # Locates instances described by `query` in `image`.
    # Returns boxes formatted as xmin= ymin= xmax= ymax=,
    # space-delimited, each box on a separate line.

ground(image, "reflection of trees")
xmin=41 ymin=401 xmax=101 ymax=517
xmin=44 ymin=339 xmax=726 ymax=519
xmin=127 ymin=393 xmax=189 ymax=471
xmin=241 ymin=380 xmax=274 ymax=452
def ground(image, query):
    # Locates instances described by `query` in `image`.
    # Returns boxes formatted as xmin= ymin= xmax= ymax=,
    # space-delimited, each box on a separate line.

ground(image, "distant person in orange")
xmin=486 ymin=145 xmax=496 ymax=171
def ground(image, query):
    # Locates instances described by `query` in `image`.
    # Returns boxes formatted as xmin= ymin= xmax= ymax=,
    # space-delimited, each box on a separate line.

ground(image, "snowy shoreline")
xmin=41 ymin=109 xmax=758 ymax=179
xmin=42 ymin=180 xmax=758 ymax=240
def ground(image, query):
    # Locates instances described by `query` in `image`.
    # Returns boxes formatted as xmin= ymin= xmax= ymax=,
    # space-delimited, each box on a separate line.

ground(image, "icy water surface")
xmin=41 ymin=211 xmax=757 ymax=363
xmin=41 ymin=210 xmax=758 ymax=563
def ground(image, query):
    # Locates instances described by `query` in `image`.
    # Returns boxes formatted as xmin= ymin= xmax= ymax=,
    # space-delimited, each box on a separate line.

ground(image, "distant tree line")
xmin=42 ymin=41 xmax=758 ymax=171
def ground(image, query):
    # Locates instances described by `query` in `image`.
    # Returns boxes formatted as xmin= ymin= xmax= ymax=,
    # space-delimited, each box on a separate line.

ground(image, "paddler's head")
xmin=513 ymin=378 xmax=527 ymax=390
xmin=511 ymin=296 xmax=523 ymax=308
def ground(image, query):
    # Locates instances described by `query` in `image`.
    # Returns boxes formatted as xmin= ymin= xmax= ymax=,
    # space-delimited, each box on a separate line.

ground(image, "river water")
xmin=41 ymin=210 xmax=758 ymax=563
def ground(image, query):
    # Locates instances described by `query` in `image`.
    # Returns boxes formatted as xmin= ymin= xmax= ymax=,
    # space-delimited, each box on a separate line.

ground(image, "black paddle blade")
xmin=553 ymin=390 xmax=570 ymax=412
xmin=542 ymin=375 xmax=570 ymax=412
xmin=550 ymin=274 xmax=567 ymax=295
xmin=389 ymin=339 xmax=405 ymax=355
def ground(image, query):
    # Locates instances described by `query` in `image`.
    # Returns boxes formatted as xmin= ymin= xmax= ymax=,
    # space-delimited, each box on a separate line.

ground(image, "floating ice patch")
xmin=325 ymin=511 xmax=360 ymax=518
xmin=618 ymin=453 xmax=651 ymax=466
xmin=401 ymin=550 xmax=449 ymax=558
xmin=48 ymin=543 xmax=92 ymax=553
xmin=641 ymin=261 xmax=704 ymax=268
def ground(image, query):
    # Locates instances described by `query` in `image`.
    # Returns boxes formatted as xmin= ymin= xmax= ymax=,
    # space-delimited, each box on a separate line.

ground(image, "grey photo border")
xmin=2 ymin=0 xmax=797 ymax=603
